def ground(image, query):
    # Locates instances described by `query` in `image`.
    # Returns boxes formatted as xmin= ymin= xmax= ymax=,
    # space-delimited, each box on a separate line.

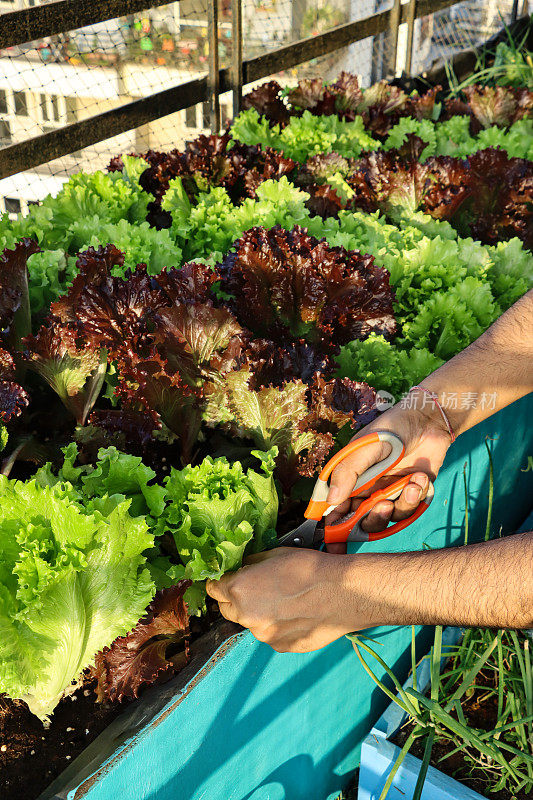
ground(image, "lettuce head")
xmin=0 ymin=475 xmax=155 ymax=721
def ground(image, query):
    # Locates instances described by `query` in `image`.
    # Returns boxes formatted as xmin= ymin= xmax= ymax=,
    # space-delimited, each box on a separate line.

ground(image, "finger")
xmin=326 ymin=542 xmax=347 ymax=554
xmin=217 ymin=601 xmax=240 ymax=624
xmin=327 ymin=439 xmax=390 ymax=507
xmin=391 ymin=473 xmax=429 ymax=521
xmin=205 ymin=575 xmax=233 ymax=603
xmin=360 ymin=499 xmax=394 ymax=533
xmin=325 ymin=498 xmax=352 ymax=526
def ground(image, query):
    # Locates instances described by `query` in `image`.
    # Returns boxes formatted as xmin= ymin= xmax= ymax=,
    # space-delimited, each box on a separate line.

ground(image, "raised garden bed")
xmin=22 ymin=396 xmax=533 ymax=800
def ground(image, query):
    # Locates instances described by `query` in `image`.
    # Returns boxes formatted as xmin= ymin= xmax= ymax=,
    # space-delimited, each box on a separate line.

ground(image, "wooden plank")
xmin=405 ymin=0 xmax=417 ymax=76
xmin=0 ymin=76 xmax=207 ymax=181
xmin=388 ymin=0 xmax=402 ymax=76
xmin=0 ymin=0 xmax=175 ymax=50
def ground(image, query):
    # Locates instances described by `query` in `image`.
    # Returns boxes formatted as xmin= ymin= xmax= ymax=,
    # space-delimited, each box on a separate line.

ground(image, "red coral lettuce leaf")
xmin=242 ymin=80 xmax=290 ymax=126
xmin=94 ymin=582 xmax=191 ymax=703
xmin=24 ymin=322 xmax=107 ymax=424
xmin=463 ymin=85 xmax=533 ymax=128
xmin=219 ymin=225 xmax=397 ymax=349
xmin=0 ymin=239 xmax=41 ymax=349
xmin=0 ymin=380 xmax=29 ymax=423
xmin=208 ymin=367 xmax=378 ymax=491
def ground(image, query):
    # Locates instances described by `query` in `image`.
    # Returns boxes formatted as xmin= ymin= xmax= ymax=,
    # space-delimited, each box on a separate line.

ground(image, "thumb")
xmin=326 ymin=438 xmax=391 ymax=507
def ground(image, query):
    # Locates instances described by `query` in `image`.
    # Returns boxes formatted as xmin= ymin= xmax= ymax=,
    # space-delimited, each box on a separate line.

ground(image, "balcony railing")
xmin=0 ymin=0 xmax=525 ymax=180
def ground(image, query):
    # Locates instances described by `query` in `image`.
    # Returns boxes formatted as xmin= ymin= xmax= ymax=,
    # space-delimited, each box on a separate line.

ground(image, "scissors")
xmin=278 ymin=431 xmax=434 ymax=549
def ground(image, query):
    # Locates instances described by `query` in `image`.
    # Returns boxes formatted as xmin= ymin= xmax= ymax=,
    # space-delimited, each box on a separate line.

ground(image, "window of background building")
xmin=40 ymin=93 xmax=49 ymax=121
xmin=50 ymin=95 xmax=60 ymax=122
xmin=65 ymin=97 xmax=78 ymax=124
xmin=0 ymin=90 xmax=7 ymax=116
xmin=185 ymin=104 xmax=197 ymax=128
xmin=4 ymin=197 xmax=21 ymax=215
xmin=14 ymin=91 xmax=28 ymax=116
xmin=0 ymin=120 xmax=11 ymax=144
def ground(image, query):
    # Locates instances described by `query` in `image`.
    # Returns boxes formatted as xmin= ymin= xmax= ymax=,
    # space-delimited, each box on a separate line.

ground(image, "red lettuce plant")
xmin=218 ymin=225 xmax=398 ymax=349
xmin=0 ymin=241 xmax=41 ymax=427
xmin=338 ymin=148 xmax=532 ymax=247
xmin=242 ymin=73 xmax=440 ymax=136
xmin=0 ymin=348 xmax=29 ymax=425
xmin=206 ymin=365 xmax=378 ymax=491
xmin=0 ymin=239 xmax=41 ymax=351
xmin=24 ymin=323 xmax=107 ymax=426
xmin=357 ymin=82 xmax=440 ymax=137
xmin=242 ymin=80 xmax=291 ymax=125
xmin=444 ymin=85 xmax=533 ymax=133
xmin=93 ymin=582 xmax=191 ymax=703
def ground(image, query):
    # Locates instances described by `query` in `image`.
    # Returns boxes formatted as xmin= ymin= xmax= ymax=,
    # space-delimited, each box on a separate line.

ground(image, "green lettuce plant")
xmin=0 ymin=472 xmax=155 ymax=721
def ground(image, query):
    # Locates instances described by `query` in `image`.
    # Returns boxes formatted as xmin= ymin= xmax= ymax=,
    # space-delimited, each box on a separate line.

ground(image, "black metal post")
xmin=231 ymin=0 xmax=243 ymax=117
xmin=207 ymin=0 xmax=221 ymax=133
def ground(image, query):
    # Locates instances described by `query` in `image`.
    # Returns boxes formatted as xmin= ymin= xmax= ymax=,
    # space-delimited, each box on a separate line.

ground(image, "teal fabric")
xmin=68 ymin=395 xmax=533 ymax=800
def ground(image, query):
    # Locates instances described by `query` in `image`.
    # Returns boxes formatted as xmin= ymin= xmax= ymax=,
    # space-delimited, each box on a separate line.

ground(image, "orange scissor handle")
xmin=323 ymin=476 xmax=434 ymax=544
xmin=304 ymin=431 xmax=405 ymax=521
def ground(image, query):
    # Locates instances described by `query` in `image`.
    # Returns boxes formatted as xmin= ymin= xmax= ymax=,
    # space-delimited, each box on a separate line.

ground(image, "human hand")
xmin=325 ymin=395 xmax=452 ymax=553
xmin=206 ymin=548 xmax=356 ymax=653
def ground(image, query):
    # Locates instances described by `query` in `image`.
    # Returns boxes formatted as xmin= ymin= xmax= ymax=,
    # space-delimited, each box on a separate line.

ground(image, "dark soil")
xmin=0 ymin=608 xmax=217 ymax=800
xmin=0 ymin=678 xmax=126 ymax=800
xmin=393 ymin=680 xmax=531 ymax=800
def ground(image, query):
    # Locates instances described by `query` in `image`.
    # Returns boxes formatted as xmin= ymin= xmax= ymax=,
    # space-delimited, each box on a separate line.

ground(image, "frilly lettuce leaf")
xmin=218 ymin=224 xmax=397 ymax=348
xmin=66 ymin=217 xmax=182 ymax=275
xmin=335 ymin=333 xmax=443 ymax=398
xmin=487 ymin=237 xmax=533 ymax=309
xmin=163 ymin=176 xmax=313 ymax=262
xmin=26 ymin=171 xmax=152 ymax=250
xmin=159 ymin=448 xmax=279 ymax=612
xmin=93 ymin=582 xmax=190 ymax=704
xmin=23 ymin=323 xmax=107 ymax=425
xmin=403 ymin=278 xmax=501 ymax=360
xmin=0 ymin=475 xmax=155 ymax=720
xmin=26 ymin=249 xmax=77 ymax=313
xmin=231 ymin=108 xmax=380 ymax=163
xmin=37 ymin=443 xmax=166 ymax=520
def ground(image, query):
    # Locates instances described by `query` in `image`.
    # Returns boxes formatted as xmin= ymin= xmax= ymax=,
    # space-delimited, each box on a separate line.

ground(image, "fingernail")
xmin=406 ymin=486 xmax=421 ymax=504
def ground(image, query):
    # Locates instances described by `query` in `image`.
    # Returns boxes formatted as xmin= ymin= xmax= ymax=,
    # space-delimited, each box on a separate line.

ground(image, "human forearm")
xmin=325 ymin=291 xmax=533 ymax=533
xmin=339 ymin=533 xmax=533 ymax=630
xmin=206 ymin=535 xmax=533 ymax=652
xmin=418 ymin=289 xmax=533 ymax=437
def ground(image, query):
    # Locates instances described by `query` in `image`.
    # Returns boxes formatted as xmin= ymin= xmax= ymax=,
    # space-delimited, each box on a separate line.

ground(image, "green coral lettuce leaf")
xmin=161 ymin=449 xmax=279 ymax=591
xmin=0 ymin=475 xmax=155 ymax=721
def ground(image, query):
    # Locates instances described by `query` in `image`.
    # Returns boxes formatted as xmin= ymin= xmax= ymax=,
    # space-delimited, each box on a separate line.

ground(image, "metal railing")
xmin=0 ymin=0 xmax=524 ymax=180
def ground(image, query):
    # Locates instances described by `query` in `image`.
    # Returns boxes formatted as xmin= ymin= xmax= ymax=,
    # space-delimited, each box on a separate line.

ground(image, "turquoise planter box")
xmin=41 ymin=395 xmax=533 ymax=800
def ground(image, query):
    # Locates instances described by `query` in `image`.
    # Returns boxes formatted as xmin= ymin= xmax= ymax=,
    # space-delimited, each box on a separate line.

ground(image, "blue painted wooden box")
xmin=41 ymin=395 xmax=533 ymax=800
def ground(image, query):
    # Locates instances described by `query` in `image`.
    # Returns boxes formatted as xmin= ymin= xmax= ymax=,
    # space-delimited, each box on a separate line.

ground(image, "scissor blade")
xmin=277 ymin=518 xmax=319 ymax=548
